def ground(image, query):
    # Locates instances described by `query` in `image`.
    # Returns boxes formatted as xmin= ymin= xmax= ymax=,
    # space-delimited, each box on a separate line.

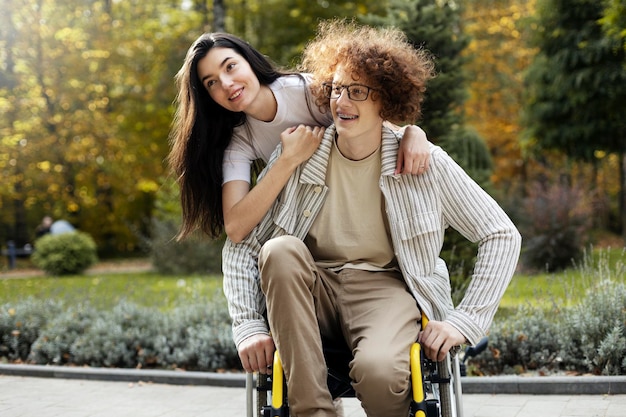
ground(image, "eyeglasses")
xmin=322 ymin=83 xmax=376 ymax=101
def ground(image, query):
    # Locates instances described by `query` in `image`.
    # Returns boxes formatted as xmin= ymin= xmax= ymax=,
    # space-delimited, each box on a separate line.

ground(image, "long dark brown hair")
xmin=168 ymin=33 xmax=290 ymax=240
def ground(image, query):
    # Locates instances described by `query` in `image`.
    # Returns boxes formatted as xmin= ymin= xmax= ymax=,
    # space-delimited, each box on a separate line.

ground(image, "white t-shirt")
xmin=222 ymin=74 xmax=332 ymax=184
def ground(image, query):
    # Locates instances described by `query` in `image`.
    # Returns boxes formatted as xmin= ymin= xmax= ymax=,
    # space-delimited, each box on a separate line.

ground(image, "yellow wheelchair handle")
xmin=272 ymin=350 xmax=284 ymax=409
xmin=409 ymin=312 xmax=430 ymax=417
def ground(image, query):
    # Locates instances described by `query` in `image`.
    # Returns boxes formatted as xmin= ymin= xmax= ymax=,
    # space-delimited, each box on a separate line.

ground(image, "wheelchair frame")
xmin=245 ymin=342 xmax=465 ymax=417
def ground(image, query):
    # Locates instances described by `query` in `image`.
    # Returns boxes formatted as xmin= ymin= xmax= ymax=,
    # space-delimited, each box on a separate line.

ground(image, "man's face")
xmin=330 ymin=67 xmax=383 ymax=141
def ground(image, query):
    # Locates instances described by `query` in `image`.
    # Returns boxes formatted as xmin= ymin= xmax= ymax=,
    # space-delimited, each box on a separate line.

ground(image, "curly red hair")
xmin=300 ymin=20 xmax=436 ymax=125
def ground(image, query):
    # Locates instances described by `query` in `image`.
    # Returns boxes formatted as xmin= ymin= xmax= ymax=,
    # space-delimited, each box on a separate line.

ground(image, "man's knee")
xmin=260 ymin=235 xmax=301 ymax=260
xmin=351 ymin=350 xmax=411 ymax=408
xmin=352 ymin=350 xmax=408 ymax=386
xmin=259 ymin=236 xmax=305 ymax=271
xmin=259 ymin=236 xmax=309 ymax=290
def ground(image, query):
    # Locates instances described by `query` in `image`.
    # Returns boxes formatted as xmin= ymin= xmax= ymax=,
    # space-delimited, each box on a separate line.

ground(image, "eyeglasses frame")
xmin=321 ymin=82 xmax=377 ymax=102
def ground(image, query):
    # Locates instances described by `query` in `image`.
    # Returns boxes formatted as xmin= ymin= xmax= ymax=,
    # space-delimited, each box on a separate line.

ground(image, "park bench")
xmin=2 ymin=241 xmax=33 ymax=269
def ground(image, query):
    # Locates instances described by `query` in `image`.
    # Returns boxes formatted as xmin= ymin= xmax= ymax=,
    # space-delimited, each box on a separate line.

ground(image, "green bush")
xmin=473 ymin=279 xmax=626 ymax=376
xmin=32 ymin=232 xmax=98 ymax=275
xmin=1 ymin=296 xmax=239 ymax=372
xmin=145 ymin=177 xmax=224 ymax=275
xmin=29 ymin=304 xmax=98 ymax=365
xmin=557 ymin=280 xmax=626 ymax=375
xmin=70 ymin=302 xmax=163 ymax=368
xmin=0 ymin=299 xmax=63 ymax=361
xmin=473 ymin=305 xmax=563 ymax=375
xmin=149 ymin=218 xmax=223 ymax=275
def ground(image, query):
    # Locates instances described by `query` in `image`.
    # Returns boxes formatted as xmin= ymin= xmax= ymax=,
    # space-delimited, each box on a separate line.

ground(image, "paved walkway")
xmin=1 ymin=374 xmax=625 ymax=417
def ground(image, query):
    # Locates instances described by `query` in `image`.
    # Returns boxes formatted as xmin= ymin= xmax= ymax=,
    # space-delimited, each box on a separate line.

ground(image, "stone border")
xmin=0 ymin=364 xmax=241 ymax=387
xmin=461 ymin=375 xmax=626 ymax=395
xmin=2 ymin=364 xmax=626 ymax=394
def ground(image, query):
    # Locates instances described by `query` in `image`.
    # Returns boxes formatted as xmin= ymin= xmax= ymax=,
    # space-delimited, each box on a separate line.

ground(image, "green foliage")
xmin=498 ymin=247 xmax=626 ymax=317
xmin=0 ymin=299 xmax=63 ymax=361
xmin=474 ymin=272 xmax=626 ymax=376
xmin=155 ymin=298 xmax=238 ymax=371
xmin=367 ymin=0 xmax=471 ymax=142
xmin=438 ymin=127 xmax=494 ymax=187
xmin=31 ymin=232 xmax=98 ymax=275
xmin=521 ymin=0 xmax=626 ymax=239
xmin=557 ymin=280 xmax=626 ymax=375
xmin=600 ymin=0 xmax=626 ymax=45
xmin=229 ymin=0 xmax=388 ymax=67
xmin=148 ymin=179 xmax=223 ymax=275
xmin=149 ymin=219 xmax=224 ymax=275
xmin=29 ymin=304 xmax=98 ymax=365
xmin=3 ymin=248 xmax=624 ymax=374
xmin=0 ymin=0 xmax=198 ymax=251
xmin=475 ymin=305 xmax=562 ymax=375
xmin=70 ymin=301 xmax=169 ymax=368
xmin=1 ymin=297 xmax=239 ymax=372
xmin=0 ymin=0 xmax=389 ymax=252
xmin=522 ymin=0 xmax=626 ymax=160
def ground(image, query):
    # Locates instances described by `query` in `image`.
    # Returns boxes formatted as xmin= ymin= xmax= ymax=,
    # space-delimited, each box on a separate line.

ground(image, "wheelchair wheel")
xmin=256 ymin=372 xmax=270 ymax=416
xmin=436 ymin=356 xmax=455 ymax=417
xmin=410 ymin=342 xmax=460 ymax=417
xmin=437 ymin=355 xmax=463 ymax=417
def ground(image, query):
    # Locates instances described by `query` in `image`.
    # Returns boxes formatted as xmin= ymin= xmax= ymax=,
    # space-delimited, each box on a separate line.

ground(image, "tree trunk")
xmin=213 ymin=0 xmax=225 ymax=32
xmin=12 ymin=178 xmax=29 ymax=246
xmin=618 ymin=151 xmax=626 ymax=239
xmin=193 ymin=0 xmax=209 ymax=31
xmin=2 ymin=0 xmax=29 ymax=245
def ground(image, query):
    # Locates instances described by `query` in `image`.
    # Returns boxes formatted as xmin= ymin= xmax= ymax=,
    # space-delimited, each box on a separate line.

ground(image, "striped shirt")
xmin=222 ymin=125 xmax=521 ymax=348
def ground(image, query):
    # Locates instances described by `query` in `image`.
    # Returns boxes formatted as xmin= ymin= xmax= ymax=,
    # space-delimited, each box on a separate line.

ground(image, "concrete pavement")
xmin=1 ymin=366 xmax=626 ymax=417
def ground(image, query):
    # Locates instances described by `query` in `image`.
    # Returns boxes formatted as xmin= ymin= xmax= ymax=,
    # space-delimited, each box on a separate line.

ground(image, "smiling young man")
xmin=222 ymin=20 xmax=521 ymax=417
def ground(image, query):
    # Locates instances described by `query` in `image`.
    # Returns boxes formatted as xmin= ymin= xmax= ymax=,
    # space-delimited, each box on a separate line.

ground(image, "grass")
xmin=497 ymin=246 xmax=625 ymax=318
xmin=1 ymin=247 xmax=624 ymax=314
xmin=0 ymin=271 xmax=224 ymax=310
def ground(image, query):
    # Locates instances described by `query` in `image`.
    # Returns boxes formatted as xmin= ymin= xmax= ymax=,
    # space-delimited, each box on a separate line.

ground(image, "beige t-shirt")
xmin=305 ymin=139 xmax=398 ymax=271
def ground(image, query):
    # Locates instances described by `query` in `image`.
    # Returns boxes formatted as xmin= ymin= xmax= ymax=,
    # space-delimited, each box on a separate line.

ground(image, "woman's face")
xmin=197 ymin=47 xmax=261 ymax=113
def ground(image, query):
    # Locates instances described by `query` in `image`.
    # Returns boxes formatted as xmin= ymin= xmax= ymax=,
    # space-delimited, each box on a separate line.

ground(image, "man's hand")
xmin=238 ymin=334 xmax=275 ymax=374
xmin=418 ymin=320 xmax=466 ymax=362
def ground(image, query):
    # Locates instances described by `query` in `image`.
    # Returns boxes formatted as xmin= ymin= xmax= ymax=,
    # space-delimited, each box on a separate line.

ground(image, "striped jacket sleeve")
xmin=432 ymin=146 xmax=521 ymax=344
xmin=222 ymin=236 xmax=269 ymax=348
xmin=220 ymin=145 xmax=287 ymax=348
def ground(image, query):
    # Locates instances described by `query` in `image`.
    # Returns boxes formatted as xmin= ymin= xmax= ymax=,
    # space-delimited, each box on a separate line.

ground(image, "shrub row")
xmin=472 ymin=278 xmax=626 ymax=376
xmin=0 ymin=295 xmax=239 ymax=372
xmin=2 ymin=280 xmax=624 ymax=376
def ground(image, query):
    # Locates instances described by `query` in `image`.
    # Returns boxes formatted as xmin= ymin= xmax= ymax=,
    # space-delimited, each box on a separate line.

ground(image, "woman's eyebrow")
xmin=201 ymin=56 xmax=234 ymax=83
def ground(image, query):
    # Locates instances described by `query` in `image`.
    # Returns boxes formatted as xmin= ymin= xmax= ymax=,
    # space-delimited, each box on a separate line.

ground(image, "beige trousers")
xmin=259 ymin=236 xmax=421 ymax=417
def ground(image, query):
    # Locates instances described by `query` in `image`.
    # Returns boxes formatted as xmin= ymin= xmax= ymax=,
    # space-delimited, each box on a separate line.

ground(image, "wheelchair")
xmin=245 ymin=315 xmax=480 ymax=417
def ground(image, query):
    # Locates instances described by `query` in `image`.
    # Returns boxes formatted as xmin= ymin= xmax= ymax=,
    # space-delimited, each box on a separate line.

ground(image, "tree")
xmin=600 ymin=0 xmax=626 ymax=48
xmin=522 ymin=0 xmax=626 ymax=236
xmin=367 ymin=0 xmax=493 ymax=177
xmin=0 ymin=0 xmax=29 ymax=246
xmin=463 ymin=0 xmax=537 ymax=187
xmin=227 ymin=0 xmax=389 ymax=67
xmin=0 ymin=0 xmax=198 ymax=253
